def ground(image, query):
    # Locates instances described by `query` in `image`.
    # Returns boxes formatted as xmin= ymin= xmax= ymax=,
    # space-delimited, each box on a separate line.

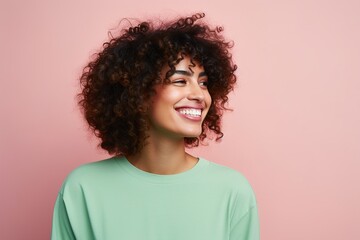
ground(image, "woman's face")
xmin=148 ymin=56 xmax=212 ymax=140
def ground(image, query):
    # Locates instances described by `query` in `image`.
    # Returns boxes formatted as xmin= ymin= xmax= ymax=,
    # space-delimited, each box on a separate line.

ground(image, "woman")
xmin=51 ymin=13 xmax=259 ymax=240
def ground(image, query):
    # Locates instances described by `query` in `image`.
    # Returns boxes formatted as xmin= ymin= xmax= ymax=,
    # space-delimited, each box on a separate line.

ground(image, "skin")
xmin=126 ymin=56 xmax=212 ymax=175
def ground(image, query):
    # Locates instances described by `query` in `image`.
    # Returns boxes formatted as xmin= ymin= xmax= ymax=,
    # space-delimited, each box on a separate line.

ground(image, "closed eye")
xmin=172 ymin=79 xmax=187 ymax=85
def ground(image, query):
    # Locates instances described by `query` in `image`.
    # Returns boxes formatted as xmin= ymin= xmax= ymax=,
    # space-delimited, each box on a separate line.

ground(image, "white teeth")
xmin=178 ymin=109 xmax=201 ymax=117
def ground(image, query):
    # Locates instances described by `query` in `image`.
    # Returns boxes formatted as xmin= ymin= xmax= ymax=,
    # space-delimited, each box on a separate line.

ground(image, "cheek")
xmin=162 ymin=88 xmax=183 ymax=102
xmin=153 ymin=86 xmax=182 ymax=104
xmin=205 ymin=92 xmax=212 ymax=107
xmin=201 ymin=95 xmax=212 ymax=119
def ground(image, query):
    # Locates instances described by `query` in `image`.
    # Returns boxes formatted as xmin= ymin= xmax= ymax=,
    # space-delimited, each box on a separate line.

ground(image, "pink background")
xmin=1 ymin=0 xmax=360 ymax=239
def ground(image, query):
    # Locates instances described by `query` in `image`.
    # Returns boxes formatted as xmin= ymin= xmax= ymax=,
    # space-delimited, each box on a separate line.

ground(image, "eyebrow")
xmin=173 ymin=70 xmax=207 ymax=77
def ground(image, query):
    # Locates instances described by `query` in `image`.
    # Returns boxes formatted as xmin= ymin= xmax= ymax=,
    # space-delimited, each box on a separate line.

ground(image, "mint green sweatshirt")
xmin=51 ymin=156 xmax=259 ymax=240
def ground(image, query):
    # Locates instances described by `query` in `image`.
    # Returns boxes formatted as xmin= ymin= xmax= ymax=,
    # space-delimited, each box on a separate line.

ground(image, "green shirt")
xmin=51 ymin=156 xmax=259 ymax=240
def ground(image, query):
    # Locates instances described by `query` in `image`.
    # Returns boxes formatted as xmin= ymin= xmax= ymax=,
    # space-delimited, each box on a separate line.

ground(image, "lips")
xmin=178 ymin=108 xmax=201 ymax=117
xmin=175 ymin=107 xmax=203 ymax=120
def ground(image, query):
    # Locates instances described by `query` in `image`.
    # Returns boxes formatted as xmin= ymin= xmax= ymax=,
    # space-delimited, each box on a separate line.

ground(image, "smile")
xmin=176 ymin=108 xmax=202 ymax=119
xmin=178 ymin=108 xmax=201 ymax=117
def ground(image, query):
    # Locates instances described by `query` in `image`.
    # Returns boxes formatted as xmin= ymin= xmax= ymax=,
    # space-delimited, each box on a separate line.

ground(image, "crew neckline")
xmin=115 ymin=156 xmax=209 ymax=184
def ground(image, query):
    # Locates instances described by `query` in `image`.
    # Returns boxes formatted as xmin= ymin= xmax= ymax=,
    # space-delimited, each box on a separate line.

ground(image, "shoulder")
xmin=205 ymin=159 xmax=252 ymax=186
xmin=59 ymin=156 xmax=120 ymax=194
xmin=203 ymin=158 xmax=256 ymax=202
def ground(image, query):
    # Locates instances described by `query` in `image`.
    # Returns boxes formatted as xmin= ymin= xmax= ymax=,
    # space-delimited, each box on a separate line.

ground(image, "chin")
xmin=183 ymin=130 xmax=202 ymax=138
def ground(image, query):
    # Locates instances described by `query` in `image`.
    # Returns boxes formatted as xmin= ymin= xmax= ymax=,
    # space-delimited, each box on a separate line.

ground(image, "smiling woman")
xmin=51 ymin=13 xmax=259 ymax=240
xmin=149 ymin=56 xmax=212 ymax=140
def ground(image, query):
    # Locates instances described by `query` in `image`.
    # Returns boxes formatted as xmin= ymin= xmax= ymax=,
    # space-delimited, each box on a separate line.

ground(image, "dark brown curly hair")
xmin=78 ymin=13 xmax=237 ymax=156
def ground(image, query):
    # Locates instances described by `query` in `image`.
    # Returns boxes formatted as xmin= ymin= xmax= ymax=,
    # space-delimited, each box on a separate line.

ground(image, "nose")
xmin=187 ymin=82 xmax=205 ymax=102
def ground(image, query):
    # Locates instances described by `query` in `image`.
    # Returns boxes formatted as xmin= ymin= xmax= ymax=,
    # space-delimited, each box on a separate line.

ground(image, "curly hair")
xmin=78 ymin=13 xmax=237 ymax=156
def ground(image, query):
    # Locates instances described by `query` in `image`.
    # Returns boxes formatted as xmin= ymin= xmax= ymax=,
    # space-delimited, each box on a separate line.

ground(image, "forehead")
xmin=160 ymin=53 xmax=206 ymax=83
xmin=161 ymin=55 xmax=204 ymax=76
xmin=174 ymin=56 xmax=203 ymax=70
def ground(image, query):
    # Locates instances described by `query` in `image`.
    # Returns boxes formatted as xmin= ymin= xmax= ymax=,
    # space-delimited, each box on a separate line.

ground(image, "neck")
xmin=125 ymin=134 xmax=198 ymax=175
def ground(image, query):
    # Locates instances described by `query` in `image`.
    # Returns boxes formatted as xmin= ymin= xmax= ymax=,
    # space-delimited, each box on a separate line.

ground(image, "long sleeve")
xmin=51 ymin=193 xmax=76 ymax=240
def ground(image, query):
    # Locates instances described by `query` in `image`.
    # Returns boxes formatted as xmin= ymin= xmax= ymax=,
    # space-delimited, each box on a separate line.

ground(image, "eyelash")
xmin=172 ymin=79 xmax=187 ymax=84
xmin=171 ymin=79 xmax=208 ymax=87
